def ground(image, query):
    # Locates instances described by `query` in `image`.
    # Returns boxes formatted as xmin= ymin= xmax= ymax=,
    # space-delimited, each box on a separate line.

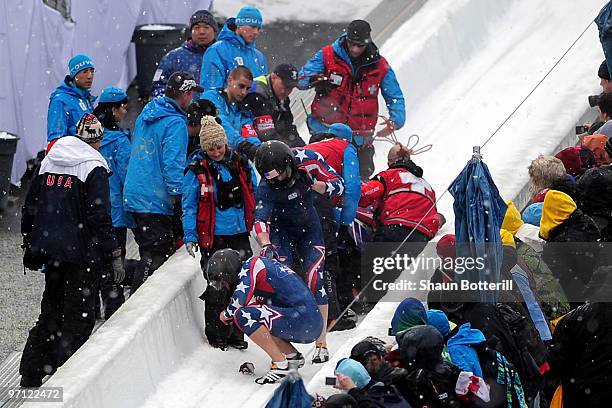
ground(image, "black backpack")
xmin=358 ymin=383 xmax=412 ymax=408
xmin=495 ymin=303 xmax=547 ymax=405
xmin=401 ymin=364 xmax=464 ymax=408
xmin=474 ymin=343 xmax=527 ymax=408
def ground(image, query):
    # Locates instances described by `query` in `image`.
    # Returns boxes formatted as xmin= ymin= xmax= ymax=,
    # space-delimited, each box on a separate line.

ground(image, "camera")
xmin=589 ymin=94 xmax=600 ymax=108
xmin=325 ymin=376 xmax=338 ymax=386
xmin=575 ymin=125 xmax=589 ymax=135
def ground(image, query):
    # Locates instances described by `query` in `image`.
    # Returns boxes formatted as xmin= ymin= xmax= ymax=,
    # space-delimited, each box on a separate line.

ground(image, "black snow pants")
xmin=130 ymin=212 xmax=175 ymax=292
xmin=20 ymin=260 xmax=98 ymax=381
xmin=313 ymin=193 xmax=343 ymax=322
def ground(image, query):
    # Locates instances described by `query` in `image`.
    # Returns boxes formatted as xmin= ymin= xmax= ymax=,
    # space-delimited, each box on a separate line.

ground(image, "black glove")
xmin=298 ymin=169 xmax=314 ymax=187
xmin=111 ymin=249 xmax=125 ymax=284
xmin=237 ymin=141 xmax=259 ymax=162
xmin=22 ymin=244 xmax=42 ymax=271
xmin=310 ymin=74 xmax=335 ymax=96
xmin=260 ymin=244 xmax=280 ymax=261
xmin=337 ymin=225 xmax=354 ymax=248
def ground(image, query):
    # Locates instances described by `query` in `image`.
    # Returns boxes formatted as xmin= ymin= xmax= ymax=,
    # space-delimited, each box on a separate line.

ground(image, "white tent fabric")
xmin=0 ymin=0 xmax=211 ymax=184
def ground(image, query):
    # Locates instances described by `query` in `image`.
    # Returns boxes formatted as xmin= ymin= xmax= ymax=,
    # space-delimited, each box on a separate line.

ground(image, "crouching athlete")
xmin=210 ymin=249 xmax=323 ymax=384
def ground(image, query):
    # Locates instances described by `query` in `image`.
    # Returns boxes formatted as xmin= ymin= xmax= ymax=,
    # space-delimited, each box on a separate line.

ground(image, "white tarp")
xmin=0 ymin=0 xmax=211 ymax=185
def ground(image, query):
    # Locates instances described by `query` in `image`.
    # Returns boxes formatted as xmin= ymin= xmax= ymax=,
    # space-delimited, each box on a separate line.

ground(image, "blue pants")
xmin=271 ymin=217 xmax=327 ymax=305
xmin=234 ymin=303 xmax=323 ymax=342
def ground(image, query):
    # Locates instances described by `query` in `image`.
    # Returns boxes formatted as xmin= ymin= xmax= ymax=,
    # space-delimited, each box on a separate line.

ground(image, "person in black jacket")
xmin=539 ymin=189 xmax=601 ymax=308
xmin=577 ymin=137 xmax=612 ymax=240
xmin=397 ymin=325 xmax=466 ymax=408
xmin=332 ymin=358 xmax=411 ymax=408
xmin=242 ymin=63 xmax=305 ymax=148
xmin=350 ymin=337 xmax=407 ymax=387
xmin=20 ymin=114 xmax=123 ymax=387
xmin=547 ymin=261 xmax=612 ymax=408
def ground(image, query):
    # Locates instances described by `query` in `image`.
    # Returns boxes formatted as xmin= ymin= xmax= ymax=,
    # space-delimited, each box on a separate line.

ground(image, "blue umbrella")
xmin=449 ymin=147 xmax=507 ymax=303
xmin=265 ymin=372 xmax=314 ymax=408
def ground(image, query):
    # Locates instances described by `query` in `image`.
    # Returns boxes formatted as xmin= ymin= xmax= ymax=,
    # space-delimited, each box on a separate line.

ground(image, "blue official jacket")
xmin=200 ymin=89 xmax=260 ymax=150
xmin=152 ymin=39 xmax=212 ymax=100
xmin=199 ymin=18 xmax=268 ymax=91
xmin=123 ymin=97 xmax=188 ymax=215
xmin=99 ymin=128 xmax=134 ymax=228
xmin=47 ymin=76 xmax=96 ymax=141
xmin=182 ymin=149 xmax=258 ymax=243
xmin=298 ymin=35 xmax=405 ymax=131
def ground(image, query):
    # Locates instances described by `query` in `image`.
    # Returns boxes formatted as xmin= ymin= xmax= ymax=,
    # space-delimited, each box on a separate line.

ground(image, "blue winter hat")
xmin=235 ymin=6 xmax=263 ymax=28
xmin=427 ymin=309 xmax=451 ymax=339
xmin=522 ymin=202 xmax=543 ymax=226
xmin=68 ymin=54 xmax=95 ymax=78
xmin=335 ymin=358 xmax=371 ymax=389
xmin=99 ymin=87 xmax=127 ymax=104
xmin=329 ymin=123 xmax=353 ymax=142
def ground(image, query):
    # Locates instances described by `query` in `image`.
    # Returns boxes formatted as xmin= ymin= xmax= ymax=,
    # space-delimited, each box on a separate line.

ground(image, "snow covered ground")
xmin=211 ymin=0 xmax=383 ymax=23
xmin=35 ymin=1 xmax=607 ymax=407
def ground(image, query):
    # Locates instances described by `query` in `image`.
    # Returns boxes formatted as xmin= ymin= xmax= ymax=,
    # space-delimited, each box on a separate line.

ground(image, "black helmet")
xmin=205 ymin=249 xmax=242 ymax=291
xmin=254 ymin=140 xmax=298 ymax=189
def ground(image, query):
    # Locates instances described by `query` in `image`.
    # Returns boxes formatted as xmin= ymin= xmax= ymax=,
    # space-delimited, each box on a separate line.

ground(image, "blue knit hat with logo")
xmin=329 ymin=123 xmax=353 ymax=142
xmin=235 ymin=6 xmax=263 ymax=28
xmin=99 ymin=87 xmax=127 ymax=104
xmin=68 ymin=54 xmax=95 ymax=78
xmin=335 ymin=358 xmax=371 ymax=389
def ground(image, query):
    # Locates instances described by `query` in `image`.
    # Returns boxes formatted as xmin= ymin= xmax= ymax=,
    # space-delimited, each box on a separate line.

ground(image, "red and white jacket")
xmin=360 ymin=162 xmax=440 ymax=238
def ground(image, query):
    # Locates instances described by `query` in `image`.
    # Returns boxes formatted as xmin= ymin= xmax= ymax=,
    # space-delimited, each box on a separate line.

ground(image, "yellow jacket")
xmin=502 ymin=201 xmax=523 ymax=236
xmin=539 ymin=190 xmax=577 ymax=240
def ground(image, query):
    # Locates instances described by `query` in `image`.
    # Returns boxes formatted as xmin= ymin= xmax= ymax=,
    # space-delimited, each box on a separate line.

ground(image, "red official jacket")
xmin=306 ymin=137 xmax=350 ymax=205
xmin=192 ymin=156 xmax=255 ymax=249
xmin=311 ymin=45 xmax=389 ymax=136
xmin=360 ymin=163 xmax=440 ymax=238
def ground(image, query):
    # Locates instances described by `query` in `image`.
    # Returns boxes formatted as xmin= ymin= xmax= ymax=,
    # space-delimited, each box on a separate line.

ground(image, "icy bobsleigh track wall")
xmin=32 ymin=0 xmax=598 ymax=406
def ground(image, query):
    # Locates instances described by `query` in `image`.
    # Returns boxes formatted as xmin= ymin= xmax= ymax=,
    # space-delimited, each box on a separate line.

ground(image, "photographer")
xmin=331 ymin=358 xmax=410 ymax=407
xmin=591 ymin=91 xmax=612 ymax=138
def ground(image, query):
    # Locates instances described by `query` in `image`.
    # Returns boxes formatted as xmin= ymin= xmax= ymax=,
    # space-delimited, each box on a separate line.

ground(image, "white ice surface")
xmin=33 ymin=1 xmax=608 ymax=407
xmin=211 ymin=0 xmax=383 ymax=23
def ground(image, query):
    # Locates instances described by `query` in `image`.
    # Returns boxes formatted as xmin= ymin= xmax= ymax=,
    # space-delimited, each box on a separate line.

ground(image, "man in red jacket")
xmin=360 ymin=143 xmax=440 ymax=243
xmin=299 ymin=20 xmax=405 ymax=180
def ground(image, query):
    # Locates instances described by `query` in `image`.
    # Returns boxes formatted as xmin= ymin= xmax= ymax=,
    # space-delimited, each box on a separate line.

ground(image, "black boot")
xmin=227 ymin=327 xmax=248 ymax=350
xmin=20 ymin=375 xmax=43 ymax=388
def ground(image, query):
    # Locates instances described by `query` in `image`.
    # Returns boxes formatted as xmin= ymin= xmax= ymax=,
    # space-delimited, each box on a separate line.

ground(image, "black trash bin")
xmin=132 ymin=24 xmax=187 ymax=98
xmin=0 ymin=132 xmax=19 ymax=212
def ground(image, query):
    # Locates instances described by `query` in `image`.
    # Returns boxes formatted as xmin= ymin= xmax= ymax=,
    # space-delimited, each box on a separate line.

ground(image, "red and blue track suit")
xmin=224 ymin=256 xmax=323 ymax=342
xmin=253 ymin=148 xmax=345 ymax=305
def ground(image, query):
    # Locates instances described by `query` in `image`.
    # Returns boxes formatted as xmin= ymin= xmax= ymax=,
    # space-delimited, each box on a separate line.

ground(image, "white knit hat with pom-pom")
xmin=199 ymin=115 xmax=227 ymax=150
